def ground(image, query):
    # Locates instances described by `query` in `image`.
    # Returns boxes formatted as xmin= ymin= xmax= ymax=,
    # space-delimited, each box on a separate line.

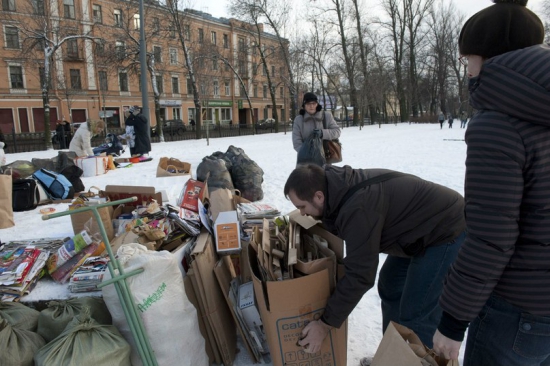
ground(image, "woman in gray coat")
xmin=292 ymin=92 xmax=341 ymax=153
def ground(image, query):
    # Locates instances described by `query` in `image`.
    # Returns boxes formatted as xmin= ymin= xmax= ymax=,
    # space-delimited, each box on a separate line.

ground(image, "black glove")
xmin=312 ymin=129 xmax=323 ymax=138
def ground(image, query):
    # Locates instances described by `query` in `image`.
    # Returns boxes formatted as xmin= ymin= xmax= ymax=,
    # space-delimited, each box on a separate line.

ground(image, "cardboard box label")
xmin=276 ymin=309 xmax=338 ymax=366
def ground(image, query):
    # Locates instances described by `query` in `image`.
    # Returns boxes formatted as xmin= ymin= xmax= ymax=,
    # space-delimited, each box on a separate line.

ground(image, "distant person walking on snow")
xmin=448 ymin=114 xmax=454 ymax=128
xmin=460 ymin=111 xmax=468 ymax=128
xmin=438 ymin=113 xmax=445 ymax=129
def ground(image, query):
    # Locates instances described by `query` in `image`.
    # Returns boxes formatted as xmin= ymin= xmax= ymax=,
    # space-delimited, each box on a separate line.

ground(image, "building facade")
xmin=0 ymin=0 xmax=290 ymax=133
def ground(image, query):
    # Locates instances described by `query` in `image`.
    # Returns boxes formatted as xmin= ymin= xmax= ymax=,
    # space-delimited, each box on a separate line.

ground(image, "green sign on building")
xmin=205 ymin=100 xmax=233 ymax=107
xmin=238 ymin=99 xmax=243 ymax=109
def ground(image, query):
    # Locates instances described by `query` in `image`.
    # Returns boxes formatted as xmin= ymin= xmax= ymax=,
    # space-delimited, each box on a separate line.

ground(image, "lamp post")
xmin=139 ymin=0 xmax=150 ymax=136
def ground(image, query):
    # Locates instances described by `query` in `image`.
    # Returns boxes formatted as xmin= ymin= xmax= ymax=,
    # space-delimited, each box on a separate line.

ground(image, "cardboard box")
xmin=102 ymin=185 xmax=163 ymax=206
xmin=75 ymin=156 xmax=108 ymax=177
xmin=214 ymin=211 xmax=241 ymax=254
xmin=180 ymin=179 xmax=207 ymax=212
xmin=189 ymin=230 xmax=237 ymax=366
xmin=156 ymin=157 xmax=192 ymax=178
xmin=248 ymin=211 xmax=348 ymax=366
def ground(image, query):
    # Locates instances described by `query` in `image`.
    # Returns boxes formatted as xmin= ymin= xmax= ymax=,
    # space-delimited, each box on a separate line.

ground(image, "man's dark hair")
xmin=284 ymin=164 xmax=326 ymax=201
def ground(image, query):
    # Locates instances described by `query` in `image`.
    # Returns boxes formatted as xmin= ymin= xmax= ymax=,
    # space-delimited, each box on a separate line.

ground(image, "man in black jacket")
xmin=284 ymin=164 xmax=465 ymax=354
xmin=125 ymin=106 xmax=151 ymax=157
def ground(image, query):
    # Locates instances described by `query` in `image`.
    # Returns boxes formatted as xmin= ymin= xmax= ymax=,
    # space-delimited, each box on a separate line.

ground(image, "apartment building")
xmin=0 ymin=0 xmax=290 ymax=133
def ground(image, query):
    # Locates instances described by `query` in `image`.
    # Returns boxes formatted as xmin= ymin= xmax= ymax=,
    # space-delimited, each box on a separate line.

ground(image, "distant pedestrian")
xmin=190 ymin=118 xmax=196 ymax=131
xmin=448 ymin=114 xmax=454 ymax=128
xmin=460 ymin=111 xmax=468 ymax=128
xmin=438 ymin=112 xmax=445 ymax=129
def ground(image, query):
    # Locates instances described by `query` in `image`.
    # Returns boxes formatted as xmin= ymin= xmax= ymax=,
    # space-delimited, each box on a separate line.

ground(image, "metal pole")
xmin=139 ymin=0 xmax=150 ymax=137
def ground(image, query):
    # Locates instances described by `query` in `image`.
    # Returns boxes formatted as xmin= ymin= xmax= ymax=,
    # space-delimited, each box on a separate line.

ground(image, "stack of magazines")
xmin=68 ymin=256 xmax=109 ymax=293
xmin=237 ymin=202 xmax=280 ymax=238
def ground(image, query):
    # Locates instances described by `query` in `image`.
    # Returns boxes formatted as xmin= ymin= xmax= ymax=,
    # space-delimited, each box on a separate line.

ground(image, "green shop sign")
xmin=205 ymin=100 xmax=233 ymax=107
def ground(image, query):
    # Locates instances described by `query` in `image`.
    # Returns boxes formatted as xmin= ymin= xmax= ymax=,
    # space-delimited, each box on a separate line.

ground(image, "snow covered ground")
xmin=0 ymin=122 xmax=468 ymax=365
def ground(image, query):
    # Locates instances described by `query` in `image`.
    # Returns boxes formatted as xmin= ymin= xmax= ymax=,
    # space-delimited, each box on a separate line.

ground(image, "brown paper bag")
xmin=156 ymin=157 xmax=191 ymax=177
xmin=0 ymin=170 xmax=15 ymax=229
xmin=372 ymin=322 xmax=459 ymax=366
xmin=70 ymin=205 xmax=114 ymax=240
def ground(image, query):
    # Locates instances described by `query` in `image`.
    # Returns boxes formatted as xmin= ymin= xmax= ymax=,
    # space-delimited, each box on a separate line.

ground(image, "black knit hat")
xmin=459 ymin=0 xmax=544 ymax=60
xmin=302 ymin=92 xmax=318 ymax=106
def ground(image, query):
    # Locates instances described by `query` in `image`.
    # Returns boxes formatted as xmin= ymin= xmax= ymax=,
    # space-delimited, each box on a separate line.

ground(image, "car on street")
xmin=256 ymin=118 xmax=276 ymax=130
xmin=152 ymin=119 xmax=187 ymax=136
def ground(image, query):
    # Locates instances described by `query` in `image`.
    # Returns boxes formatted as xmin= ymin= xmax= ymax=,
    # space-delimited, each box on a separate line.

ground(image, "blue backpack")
xmin=32 ymin=168 xmax=75 ymax=199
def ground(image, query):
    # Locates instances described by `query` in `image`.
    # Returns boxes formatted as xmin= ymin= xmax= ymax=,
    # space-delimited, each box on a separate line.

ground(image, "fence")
xmin=3 ymin=118 xmax=403 ymax=154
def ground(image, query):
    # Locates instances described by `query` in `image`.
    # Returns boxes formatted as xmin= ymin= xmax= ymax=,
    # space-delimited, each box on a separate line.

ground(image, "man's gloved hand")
xmin=312 ymin=129 xmax=323 ymax=138
xmin=298 ymin=319 xmax=332 ymax=354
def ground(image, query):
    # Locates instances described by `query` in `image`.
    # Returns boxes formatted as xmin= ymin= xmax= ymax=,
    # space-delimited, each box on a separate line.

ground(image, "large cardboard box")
xmin=75 ymin=156 xmax=108 ymax=177
xmin=248 ymin=212 xmax=348 ymax=366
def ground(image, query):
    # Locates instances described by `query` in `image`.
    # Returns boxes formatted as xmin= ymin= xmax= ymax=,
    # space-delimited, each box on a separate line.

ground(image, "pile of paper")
xmin=68 ymin=256 xmax=109 ymax=293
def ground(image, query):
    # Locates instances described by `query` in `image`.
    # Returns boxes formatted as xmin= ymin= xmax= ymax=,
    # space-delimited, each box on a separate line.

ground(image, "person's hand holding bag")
xmin=298 ymin=319 xmax=332 ymax=353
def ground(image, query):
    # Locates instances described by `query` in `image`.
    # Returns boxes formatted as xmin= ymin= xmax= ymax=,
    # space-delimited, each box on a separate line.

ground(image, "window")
xmin=94 ymin=39 xmax=105 ymax=55
xmin=35 ymin=34 xmax=45 ymax=50
xmin=133 ymin=14 xmax=140 ymax=30
xmin=184 ymin=25 xmax=190 ymax=40
xmin=171 ymin=76 xmax=179 ymax=94
xmin=66 ymin=38 xmax=78 ymax=58
xmin=5 ymin=26 xmax=19 ymax=49
xmin=173 ymin=107 xmax=181 ymax=120
xmin=211 ymin=31 xmax=216 ymax=45
xmin=2 ymin=0 xmax=15 ymax=11
xmin=115 ymin=41 xmax=125 ymax=60
xmin=253 ymin=85 xmax=258 ymax=98
xmin=213 ymin=80 xmax=219 ymax=96
xmin=224 ymin=81 xmax=230 ymax=96
xmin=263 ymin=107 xmax=268 ymax=119
xmin=238 ymin=37 xmax=245 ymax=52
xmin=63 ymin=0 xmax=75 ymax=19
xmin=240 ymin=84 xmax=246 ymax=97
xmin=155 ymin=75 xmax=163 ymax=93
xmin=262 ymin=63 xmax=266 ymax=76
xmin=33 ymin=0 xmax=44 ymax=14
xmin=153 ymin=46 xmax=162 ymax=63
xmin=92 ymin=4 xmax=102 ymax=23
xmin=200 ymin=82 xmax=206 ymax=95
xmin=221 ymin=108 xmax=230 ymax=121
xmin=98 ymin=70 xmax=108 ymax=91
xmin=188 ymin=108 xmax=195 ymax=121
xmin=252 ymin=63 xmax=257 ymax=76
xmin=224 ymin=61 xmax=229 ymax=72
xmin=152 ymin=17 xmax=159 ymax=34
xmin=70 ymin=69 xmax=81 ymax=89
xmin=223 ymin=34 xmax=228 ymax=48
xmin=198 ymin=28 xmax=204 ymax=43
xmin=119 ymin=72 xmax=128 ymax=91
xmin=263 ymin=84 xmax=267 ymax=98
xmin=114 ymin=9 xmax=122 ymax=27
xmin=169 ymin=26 xmax=175 ymax=38
xmin=186 ymin=78 xmax=193 ymax=94
xmin=252 ymin=42 xmax=257 ymax=55
xmin=271 ymin=65 xmax=275 ymax=76
xmin=238 ymin=59 xmax=246 ymax=74
xmin=169 ymin=48 xmax=177 ymax=65
xmin=280 ymin=87 xmax=284 ymax=98
xmin=9 ymin=66 xmax=24 ymax=89
xmin=212 ymin=56 xmax=217 ymax=71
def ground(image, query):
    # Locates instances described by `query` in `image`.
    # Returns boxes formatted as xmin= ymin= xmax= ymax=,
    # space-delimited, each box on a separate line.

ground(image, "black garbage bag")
xmin=196 ymin=156 xmax=235 ymax=192
xmin=297 ymin=132 xmax=326 ymax=166
xmin=225 ymin=145 xmax=264 ymax=202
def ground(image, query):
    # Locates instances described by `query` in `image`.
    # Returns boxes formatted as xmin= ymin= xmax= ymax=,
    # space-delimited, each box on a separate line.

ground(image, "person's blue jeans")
xmin=465 ymin=294 xmax=550 ymax=366
xmin=378 ymin=231 xmax=465 ymax=348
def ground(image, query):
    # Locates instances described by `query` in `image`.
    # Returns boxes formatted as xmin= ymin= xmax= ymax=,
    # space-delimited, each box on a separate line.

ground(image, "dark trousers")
xmin=465 ymin=294 xmax=550 ymax=366
xmin=378 ymin=231 xmax=465 ymax=347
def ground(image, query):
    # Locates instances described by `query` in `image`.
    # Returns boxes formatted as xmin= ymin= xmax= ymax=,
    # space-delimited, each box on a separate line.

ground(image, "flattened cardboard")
xmin=191 ymin=230 xmax=237 ymax=366
xmin=102 ymin=185 xmax=163 ymax=206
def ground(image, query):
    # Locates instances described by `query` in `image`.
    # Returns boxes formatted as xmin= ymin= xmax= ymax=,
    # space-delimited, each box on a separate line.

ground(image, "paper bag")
xmin=372 ymin=322 xmax=459 ymax=366
xmin=156 ymin=157 xmax=191 ymax=177
xmin=70 ymin=205 xmax=114 ymax=240
xmin=0 ymin=170 xmax=15 ymax=229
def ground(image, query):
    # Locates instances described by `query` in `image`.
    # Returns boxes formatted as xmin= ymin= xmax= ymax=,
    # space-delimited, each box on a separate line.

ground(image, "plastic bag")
xmin=297 ymin=132 xmax=326 ymax=166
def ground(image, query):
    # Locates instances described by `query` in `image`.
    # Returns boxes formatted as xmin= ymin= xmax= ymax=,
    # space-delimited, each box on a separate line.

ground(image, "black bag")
xmin=297 ymin=132 xmax=326 ymax=167
xmin=60 ymin=165 xmax=85 ymax=193
xmin=12 ymin=179 xmax=39 ymax=212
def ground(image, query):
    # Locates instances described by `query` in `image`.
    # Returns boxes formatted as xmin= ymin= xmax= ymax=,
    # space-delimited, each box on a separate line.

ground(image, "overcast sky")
xmin=191 ymin=0 xmax=544 ymax=22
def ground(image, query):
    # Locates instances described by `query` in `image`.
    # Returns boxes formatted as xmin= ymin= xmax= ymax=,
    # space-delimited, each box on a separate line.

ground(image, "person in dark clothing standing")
xmin=447 ymin=114 xmax=453 ymax=128
xmin=124 ymin=106 xmax=151 ymax=157
xmin=284 ymin=164 xmax=465 ymax=355
xmin=433 ymin=2 xmax=550 ymax=365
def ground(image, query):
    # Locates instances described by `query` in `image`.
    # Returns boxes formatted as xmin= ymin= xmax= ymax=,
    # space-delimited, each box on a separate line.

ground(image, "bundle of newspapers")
xmin=68 ymin=256 xmax=109 ymax=293
xmin=237 ymin=202 xmax=280 ymax=239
